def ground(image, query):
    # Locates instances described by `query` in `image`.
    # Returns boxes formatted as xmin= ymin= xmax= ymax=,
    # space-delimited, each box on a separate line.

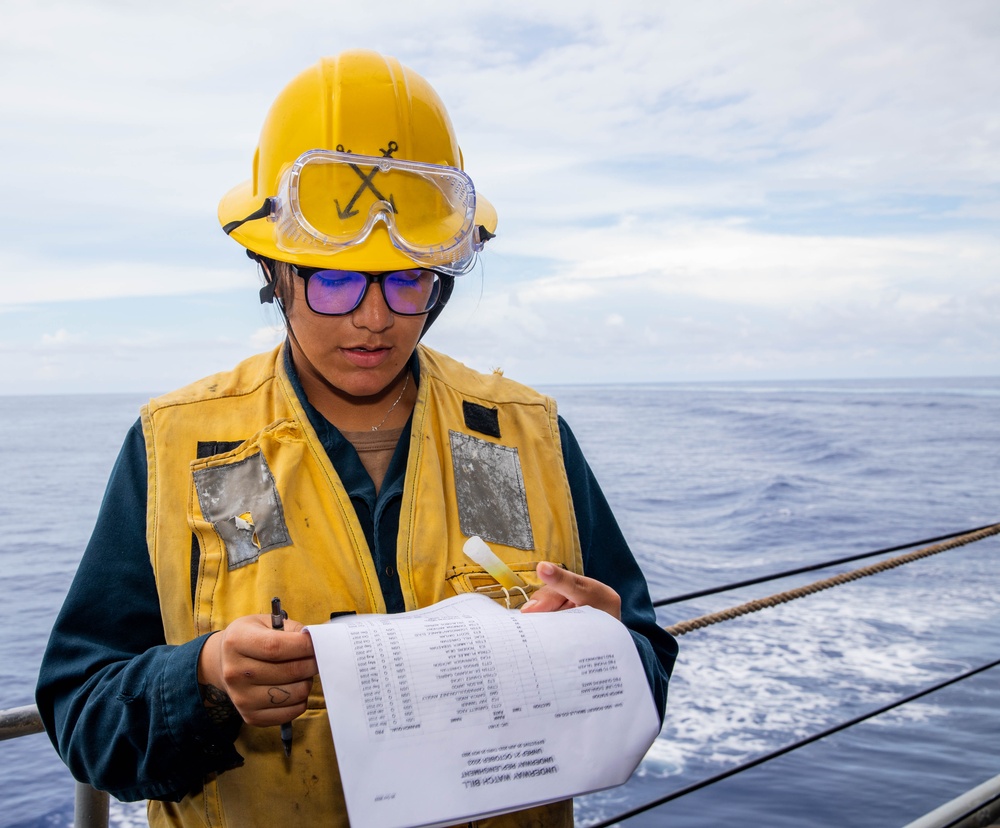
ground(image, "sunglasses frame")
xmin=291 ymin=265 xmax=443 ymax=317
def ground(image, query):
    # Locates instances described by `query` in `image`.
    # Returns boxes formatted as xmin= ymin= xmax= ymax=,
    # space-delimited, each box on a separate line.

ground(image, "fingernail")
xmin=537 ymin=561 xmax=555 ymax=577
xmin=521 ymin=599 xmax=537 ymax=611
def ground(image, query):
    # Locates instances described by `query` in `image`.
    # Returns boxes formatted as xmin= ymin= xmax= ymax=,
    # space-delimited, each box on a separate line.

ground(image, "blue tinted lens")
xmin=382 ymin=269 xmax=440 ymax=315
xmin=305 ymin=270 xmax=367 ymax=315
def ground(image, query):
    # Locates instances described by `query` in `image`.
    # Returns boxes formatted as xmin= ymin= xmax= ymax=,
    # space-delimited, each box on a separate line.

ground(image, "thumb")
xmin=535 ymin=561 xmax=585 ymax=602
xmin=532 ymin=562 xmax=621 ymax=619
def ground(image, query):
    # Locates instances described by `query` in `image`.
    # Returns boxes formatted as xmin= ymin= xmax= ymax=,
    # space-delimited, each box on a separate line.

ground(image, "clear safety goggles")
xmin=261 ymin=150 xmax=484 ymax=275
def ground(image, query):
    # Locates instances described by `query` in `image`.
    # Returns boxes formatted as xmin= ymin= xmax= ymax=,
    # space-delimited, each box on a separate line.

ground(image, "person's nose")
xmin=351 ymin=280 xmax=393 ymax=332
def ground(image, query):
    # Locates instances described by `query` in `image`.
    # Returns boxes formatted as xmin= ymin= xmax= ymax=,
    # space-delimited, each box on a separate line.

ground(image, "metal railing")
xmin=4 ymin=523 xmax=998 ymax=828
xmin=0 ymin=704 xmax=109 ymax=828
xmin=586 ymin=657 xmax=1000 ymax=828
xmin=901 ymin=772 xmax=1000 ymax=828
xmin=7 ymin=690 xmax=999 ymax=828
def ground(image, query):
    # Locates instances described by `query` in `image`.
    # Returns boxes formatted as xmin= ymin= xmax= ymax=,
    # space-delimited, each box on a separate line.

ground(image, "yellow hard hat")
xmin=219 ymin=50 xmax=497 ymax=274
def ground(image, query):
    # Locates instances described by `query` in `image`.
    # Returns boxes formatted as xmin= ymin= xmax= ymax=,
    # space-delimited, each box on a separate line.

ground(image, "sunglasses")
xmin=292 ymin=266 xmax=443 ymax=316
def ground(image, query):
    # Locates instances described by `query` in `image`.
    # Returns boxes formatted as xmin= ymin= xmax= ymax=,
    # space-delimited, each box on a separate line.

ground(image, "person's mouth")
xmin=342 ymin=344 xmax=391 ymax=367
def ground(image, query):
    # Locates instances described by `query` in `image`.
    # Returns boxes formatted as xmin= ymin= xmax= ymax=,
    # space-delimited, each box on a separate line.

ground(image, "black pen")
xmin=270 ymin=597 xmax=293 ymax=757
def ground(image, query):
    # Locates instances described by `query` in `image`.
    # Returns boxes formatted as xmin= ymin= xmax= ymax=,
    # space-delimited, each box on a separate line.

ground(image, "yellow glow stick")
xmin=463 ymin=535 xmax=526 ymax=590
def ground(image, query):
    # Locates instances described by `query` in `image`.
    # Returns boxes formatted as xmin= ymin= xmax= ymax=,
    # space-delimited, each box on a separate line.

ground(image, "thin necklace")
xmin=371 ymin=372 xmax=409 ymax=431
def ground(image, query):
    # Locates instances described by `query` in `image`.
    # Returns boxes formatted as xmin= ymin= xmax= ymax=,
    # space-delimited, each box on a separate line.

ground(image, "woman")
xmin=37 ymin=50 xmax=677 ymax=828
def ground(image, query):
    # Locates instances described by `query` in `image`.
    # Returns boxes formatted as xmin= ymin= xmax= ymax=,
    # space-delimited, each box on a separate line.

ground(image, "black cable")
xmin=586 ymin=657 xmax=1000 ymax=828
xmin=653 ymin=523 xmax=999 ymax=608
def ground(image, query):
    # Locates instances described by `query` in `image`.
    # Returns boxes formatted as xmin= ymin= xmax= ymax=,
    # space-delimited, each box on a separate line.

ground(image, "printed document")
xmin=308 ymin=593 xmax=660 ymax=828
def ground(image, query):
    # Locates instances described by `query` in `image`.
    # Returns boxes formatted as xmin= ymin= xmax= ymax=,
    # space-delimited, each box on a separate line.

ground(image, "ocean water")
xmin=1 ymin=378 xmax=998 ymax=827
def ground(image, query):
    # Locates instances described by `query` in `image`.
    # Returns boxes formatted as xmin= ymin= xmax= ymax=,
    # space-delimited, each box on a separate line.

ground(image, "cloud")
xmin=1 ymin=0 xmax=998 ymax=391
xmin=499 ymin=221 xmax=1000 ymax=310
xmin=250 ymin=325 xmax=285 ymax=351
xmin=0 ymin=258 xmax=253 ymax=307
xmin=40 ymin=328 xmax=74 ymax=346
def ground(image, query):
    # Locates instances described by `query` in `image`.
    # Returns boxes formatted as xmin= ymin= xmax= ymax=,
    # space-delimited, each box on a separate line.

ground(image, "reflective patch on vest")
xmin=192 ymin=452 xmax=292 ymax=569
xmin=449 ymin=430 xmax=534 ymax=551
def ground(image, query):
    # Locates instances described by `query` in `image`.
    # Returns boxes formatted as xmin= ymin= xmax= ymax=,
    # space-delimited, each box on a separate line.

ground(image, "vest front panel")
xmin=144 ymin=345 xmax=578 ymax=828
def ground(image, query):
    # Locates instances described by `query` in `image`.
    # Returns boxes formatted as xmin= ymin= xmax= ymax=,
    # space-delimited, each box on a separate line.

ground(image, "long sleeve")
xmin=35 ymin=421 xmax=243 ymax=802
xmin=558 ymin=416 xmax=678 ymax=722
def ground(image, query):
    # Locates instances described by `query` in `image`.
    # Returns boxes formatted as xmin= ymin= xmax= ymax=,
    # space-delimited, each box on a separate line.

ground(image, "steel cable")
xmin=653 ymin=522 xmax=1000 ymax=608
xmin=664 ymin=523 xmax=1000 ymax=637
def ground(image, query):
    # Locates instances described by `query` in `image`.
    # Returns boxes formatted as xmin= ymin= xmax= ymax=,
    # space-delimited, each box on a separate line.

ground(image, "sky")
xmin=2 ymin=0 xmax=999 ymax=394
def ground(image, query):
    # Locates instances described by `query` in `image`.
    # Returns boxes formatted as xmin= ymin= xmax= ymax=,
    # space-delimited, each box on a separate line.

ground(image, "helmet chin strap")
xmin=251 ymin=249 xmax=280 ymax=305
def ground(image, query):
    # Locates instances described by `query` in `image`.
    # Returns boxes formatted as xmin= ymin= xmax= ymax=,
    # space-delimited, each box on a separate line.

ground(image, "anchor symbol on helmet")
xmin=334 ymin=141 xmax=399 ymax=220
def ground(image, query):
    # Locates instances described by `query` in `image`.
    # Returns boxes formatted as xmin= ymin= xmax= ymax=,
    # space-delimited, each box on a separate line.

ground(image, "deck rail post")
xmin=74 ymin=781 xmax=110 ymax=828
xmin=2 ymin=704 xmax=110 ymax=828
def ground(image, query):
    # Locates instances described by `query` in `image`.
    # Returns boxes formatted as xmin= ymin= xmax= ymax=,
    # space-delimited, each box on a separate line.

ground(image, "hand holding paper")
xmin=521 ymin=561 xmax=622 ymax=620
xmin=308 ymin=594 xmax=659 ymax=828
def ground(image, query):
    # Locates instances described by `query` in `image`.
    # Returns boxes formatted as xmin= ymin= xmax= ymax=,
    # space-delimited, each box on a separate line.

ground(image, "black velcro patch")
xmin=196 ymin=440 xmax=246 ymax=459
xmin=462 ymin=401 xmax=501 ymax=438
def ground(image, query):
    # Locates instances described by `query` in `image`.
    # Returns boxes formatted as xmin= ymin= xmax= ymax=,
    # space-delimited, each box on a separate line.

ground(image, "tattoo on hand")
xmin=199 ymin=682 xmax=240 ymax=727
xmin=268 ymin=687 xmax=291 ymax=704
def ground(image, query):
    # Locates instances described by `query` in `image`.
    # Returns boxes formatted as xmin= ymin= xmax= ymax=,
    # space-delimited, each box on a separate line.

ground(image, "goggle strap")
xmin=223 ymin=198 xmax=275 ymax=236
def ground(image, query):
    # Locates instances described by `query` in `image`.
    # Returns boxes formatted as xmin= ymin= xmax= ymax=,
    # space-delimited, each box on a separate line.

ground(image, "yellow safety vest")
xmin=142 ymin=343 xmax=582 ymax=828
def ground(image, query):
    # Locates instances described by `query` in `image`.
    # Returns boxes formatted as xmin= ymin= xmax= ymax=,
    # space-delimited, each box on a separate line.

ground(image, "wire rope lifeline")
xmin=584 ymin=656 xmax=1000 ymax=828
xmin=665 ymin=522 xmax=1000 ymax=637
xmin=654 ymin=521 xmax=1000 ymax=607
